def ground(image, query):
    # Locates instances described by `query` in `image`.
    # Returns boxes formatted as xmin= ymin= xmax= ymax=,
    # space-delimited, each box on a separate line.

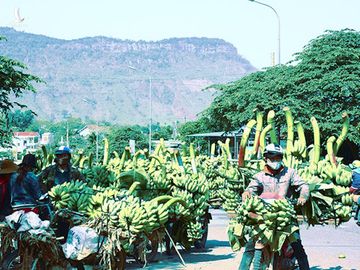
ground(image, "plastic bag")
xmin=62 ymin=226 xmax=103 ymax=260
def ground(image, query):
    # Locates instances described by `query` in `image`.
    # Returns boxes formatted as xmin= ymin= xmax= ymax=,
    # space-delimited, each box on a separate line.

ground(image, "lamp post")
xmin=82 ymin=98 xmax=99 ymax=162
xmin=128 ymin=66 xmax=153 ymax=152
xmin=249 ymin=0 xmax=281 ymax=65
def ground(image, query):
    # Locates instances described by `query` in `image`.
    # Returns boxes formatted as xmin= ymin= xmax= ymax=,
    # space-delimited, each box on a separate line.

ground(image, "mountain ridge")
xmin=0 ymin=27 xmax=256 ymax=125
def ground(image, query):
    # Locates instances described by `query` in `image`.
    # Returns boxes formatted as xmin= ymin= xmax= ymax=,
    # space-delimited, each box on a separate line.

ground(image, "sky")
xmin=0 ymin=0 xmax=359 ymax=69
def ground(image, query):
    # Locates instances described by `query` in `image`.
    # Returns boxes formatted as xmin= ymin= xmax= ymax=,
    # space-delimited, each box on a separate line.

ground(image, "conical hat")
xmin=0 ymin=159 xmax=19 ymax=174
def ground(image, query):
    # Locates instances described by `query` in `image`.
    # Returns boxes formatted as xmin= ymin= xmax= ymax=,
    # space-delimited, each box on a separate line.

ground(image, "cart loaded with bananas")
xmin=225 ymin=108 xmax=357 ymax=257
xmin=43 ymin=140 xmax=213 ymax=269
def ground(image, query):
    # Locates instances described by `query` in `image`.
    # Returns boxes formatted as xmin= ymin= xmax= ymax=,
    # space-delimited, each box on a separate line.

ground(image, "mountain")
xmin=0 ymin=27 xmax=256 ymax=125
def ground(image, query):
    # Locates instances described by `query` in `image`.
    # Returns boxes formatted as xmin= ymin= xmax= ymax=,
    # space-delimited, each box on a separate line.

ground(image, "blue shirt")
xmin=10 ymin=172 xmax=42 ymax=206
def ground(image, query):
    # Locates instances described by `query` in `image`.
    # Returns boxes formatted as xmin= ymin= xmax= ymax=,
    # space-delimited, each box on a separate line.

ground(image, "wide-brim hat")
xmin=0 ymin=159 xmax=19 ymax=174
xmin=349 ymin=160 xmax=360 ymax=169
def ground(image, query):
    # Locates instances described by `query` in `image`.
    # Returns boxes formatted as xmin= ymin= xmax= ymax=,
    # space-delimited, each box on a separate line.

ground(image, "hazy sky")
xmin=1 ymin=0 xmax=359 ymax=69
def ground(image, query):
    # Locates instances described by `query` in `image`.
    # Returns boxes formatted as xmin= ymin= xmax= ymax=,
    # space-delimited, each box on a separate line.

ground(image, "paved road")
xmin=125 ymin=209 xmax=360 ymax=270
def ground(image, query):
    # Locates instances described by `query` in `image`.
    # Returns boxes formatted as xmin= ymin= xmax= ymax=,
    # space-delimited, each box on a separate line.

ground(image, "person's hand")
xmin=353 ymin=195 xmax=360 ymax=203
xmin=242 ymin=191 xmax=251 ymax=201
xmin=297 ymin=197 xmax=307 ymax=206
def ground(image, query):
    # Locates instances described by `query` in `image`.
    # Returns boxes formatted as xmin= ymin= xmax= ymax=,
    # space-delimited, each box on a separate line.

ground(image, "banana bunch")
xmin=219 ymin=188 xmax=241 ymax=212
xmin=48 ymin=183 xmax=72 ymax=209
xmin=118 ymin=204 xmax=147 ymax=235
xmin=48 ymin=180 xmax=88 ymax=210
xmin=291 ymin=139 xmax=307 ymax=157
xmin=335 ymin=168 xmax=352 ymax=187
xmin=101 ymin=199 xmax=126 ymax=229
xmin=87 ymin=188 xmax=127 ymax=218
xmin=172 ymin=187 xmax=194 ymax=205
xmin=82 ymin=165 xmax=117 ymax=188
xmin=235 ymin=196 xmax=265 ymax=224
xmin=151 ymin=168 xmax=172 ymax=190
xmin=340 ymin=193 xmax=354 ymax=206
xmin=143 ymin=201 xmax=162 ymax=232
xmin=186 ymin=219 xmax=204 ymax=241
xmin=333 ymin=185 xmax=349 ymax=196
xmin=265 ymin=200 xmax=297 ymax=231
xmin=334 ymin=203 xmax=352 ymax=222
xmin=68 ymin=191 xmax=91 ymax=214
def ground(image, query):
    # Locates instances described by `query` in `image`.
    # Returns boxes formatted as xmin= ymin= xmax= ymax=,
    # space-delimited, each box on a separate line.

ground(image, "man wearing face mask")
xmin=239 ymin=143 xmax=310 ymax=270
xmin=39 ymin=146 xmax=85 ymax=192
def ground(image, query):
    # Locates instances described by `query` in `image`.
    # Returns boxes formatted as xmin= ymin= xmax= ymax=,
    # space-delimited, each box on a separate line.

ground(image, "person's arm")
xmin=290 ymin=168 xmax=309 ymax=204
xmin=242 ymin=176 xmax=261 ymax=199
xmin=38 ymin=167 xmax=50 ymax=193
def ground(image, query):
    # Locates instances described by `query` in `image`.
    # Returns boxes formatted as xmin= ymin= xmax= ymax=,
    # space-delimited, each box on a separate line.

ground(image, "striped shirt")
xmin=246 ymin=167 xmax=309 ymax=200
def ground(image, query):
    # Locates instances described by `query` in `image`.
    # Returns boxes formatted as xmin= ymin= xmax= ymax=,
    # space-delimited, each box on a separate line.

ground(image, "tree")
xmin=0 ymin=37 xmax=42 ymax=145
xmin=8 ymin=109 xmax=35 ymax=131
xmin=107 ymin=125 xmax=147 ymax=153
xmin=201 ymin=29 xmax=360 ymax=149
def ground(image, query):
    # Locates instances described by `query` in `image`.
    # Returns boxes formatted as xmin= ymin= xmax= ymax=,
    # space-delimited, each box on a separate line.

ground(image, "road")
xmin=125 ymin=208 xmax=360 ymax=270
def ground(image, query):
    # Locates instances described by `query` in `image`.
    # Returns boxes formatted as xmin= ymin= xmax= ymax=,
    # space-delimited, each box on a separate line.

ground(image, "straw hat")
xmin=0 ymin=159 xmax=19 ymax=174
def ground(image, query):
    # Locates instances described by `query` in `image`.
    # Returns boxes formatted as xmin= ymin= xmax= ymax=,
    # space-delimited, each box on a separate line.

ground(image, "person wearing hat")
xmin=9 ymin=154 xmax=42 ymax=213
xmin=0 ymin=159 xmax=19 ymax=220
xmin=239 ymin=144 xmax=310 ymax=270
xmin=349 ymin=160 xmax=360 ymax=225
xmin=38 ymin=146 xmax=85 ymax=192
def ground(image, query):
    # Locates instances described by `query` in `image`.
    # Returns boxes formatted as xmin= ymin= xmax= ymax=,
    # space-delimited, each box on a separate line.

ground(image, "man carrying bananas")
xmin=38 ymin=146 xmax=85 ymax=242
xmin=239 ymin=143 xmax=310 ymax=270
xmin=349 ymin=160 xmax=360 ymax=225
xmin=38 ymin=146 xmax=85 ymax=192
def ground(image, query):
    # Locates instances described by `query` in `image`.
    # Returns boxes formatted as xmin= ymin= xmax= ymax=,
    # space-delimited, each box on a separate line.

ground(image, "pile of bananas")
xmin=48 ymin=180 xmax=91 ymax=213
xmin=82 ymin=165 xmax=117 ymax=188
xmin=229 ymin=197 xmax=298 ymax=253
xmin=219 ymin=188 xmax=242 ymax=212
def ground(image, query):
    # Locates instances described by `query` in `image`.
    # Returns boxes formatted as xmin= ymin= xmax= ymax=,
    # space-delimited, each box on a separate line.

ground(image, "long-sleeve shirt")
xmin=246 ymin=167 xmax=309 ymax=200
xmin=38 ymin=164 xmax=85 ymax=192
xmin=10 ymin=172 xmax=42 ymax=206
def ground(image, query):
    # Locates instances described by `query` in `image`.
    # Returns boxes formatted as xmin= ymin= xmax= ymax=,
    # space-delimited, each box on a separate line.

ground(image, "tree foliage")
xmin=200 ymin=29 xmax=360 ymax=146
xmin=0 ymin=37 xmax=42 ymax=145
xmin=8 ymin=109 xmax=35 ymax=131
xmin=107 ymin=125 xmax=147 ymax=153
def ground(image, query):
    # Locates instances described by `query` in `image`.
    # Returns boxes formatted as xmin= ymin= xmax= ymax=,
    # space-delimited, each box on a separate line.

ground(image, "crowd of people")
xmin=0 ymin=144 xmax=359 ymax=269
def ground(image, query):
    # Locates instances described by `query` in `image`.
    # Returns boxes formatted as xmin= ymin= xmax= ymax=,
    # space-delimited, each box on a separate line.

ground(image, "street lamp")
xmin=82 ymin=98 xmax=99 ymax=162
xmin=249 ymin=0 xmax=281 ymax=65
xmin=128 ymin=66 xmax=153 ymax=152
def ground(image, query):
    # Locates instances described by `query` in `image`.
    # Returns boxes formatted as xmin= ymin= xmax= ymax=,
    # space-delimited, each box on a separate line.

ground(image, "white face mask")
xmin=267 ymin=160 xmax=282 ymax=170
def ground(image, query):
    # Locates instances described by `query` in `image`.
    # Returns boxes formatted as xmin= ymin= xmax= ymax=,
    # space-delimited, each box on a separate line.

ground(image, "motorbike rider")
xmin=239 ymin=143 xmax=310 ymax=270
xmin=10 ymin=154 xmax=42 ymax=213
xmin=38 ymin=146 xmax=85 ymax=242
xmin=38 ymin=146 xmax=85 ymax=192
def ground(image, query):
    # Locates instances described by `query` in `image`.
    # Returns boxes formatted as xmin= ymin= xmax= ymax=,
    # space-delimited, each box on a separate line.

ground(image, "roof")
xmin=13 ymin=132 xmax=39 ymax=137
xmin=188 ymin=129 xmax=245 ymax=138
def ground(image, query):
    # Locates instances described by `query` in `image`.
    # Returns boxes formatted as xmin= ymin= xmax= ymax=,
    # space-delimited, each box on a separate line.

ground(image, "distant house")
xmin=12 ymin=132 xmax=40 ymax=159
xmin=40 ymin=132 xmax=54 ymax=146
xmin=78 ymin=125 xmax=109 ymax=137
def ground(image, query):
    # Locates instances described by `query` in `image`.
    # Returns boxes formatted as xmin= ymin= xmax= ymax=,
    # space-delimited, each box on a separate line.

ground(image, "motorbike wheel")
xmin=1 ymin=249 xmax=45 ymax=270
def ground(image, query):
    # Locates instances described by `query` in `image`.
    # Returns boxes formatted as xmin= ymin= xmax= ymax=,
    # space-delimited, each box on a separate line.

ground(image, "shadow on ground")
xmin=310 ymin=266 xmax=357 ymax=270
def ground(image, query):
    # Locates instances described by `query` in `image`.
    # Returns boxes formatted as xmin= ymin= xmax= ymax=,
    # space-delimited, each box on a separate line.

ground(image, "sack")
xmin=62 ymin=226 xmax=104 ymax=260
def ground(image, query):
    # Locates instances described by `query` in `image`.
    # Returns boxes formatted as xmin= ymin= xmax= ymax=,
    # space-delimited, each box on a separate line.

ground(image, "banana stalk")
xmin=127 ymin=181 xmax=141 ymax=195
xmin=102 ymin=137 xmax=109 ymax=166
xmin=225 ymin=138 xmax=232 ymax=160
xmin=189 ymin=143 xmax=197 ymax=174
xmin=267 ymin=110 xmax=278 ymax=144
xmin=283 ymin=107 xmax=294 ymax=155
xmin=334 ymin=112 xmax=349 ymax=155
xmin=326 ymin=136 xmax=337 ymax=166
xmin=259 ymin=125 xmax=272 ymax=155
xmin=238 ymin=119 xmax=256 ymax=167
xmin=310 ymin=117 xmax=320 ymax=168
xmin=252 ymin=109 xmax=263 ymax=158
xmin=210 ymin=143 xmax=216 ymax=157
xmin=296 ymin=121 xmax=307 ymax=158
xmin=150 ymin=195 xmax=174 ymax=204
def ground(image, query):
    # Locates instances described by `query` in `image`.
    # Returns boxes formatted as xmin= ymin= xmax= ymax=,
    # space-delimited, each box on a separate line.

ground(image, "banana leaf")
xmin=118 ymin=169 xmax=148 ymax=189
